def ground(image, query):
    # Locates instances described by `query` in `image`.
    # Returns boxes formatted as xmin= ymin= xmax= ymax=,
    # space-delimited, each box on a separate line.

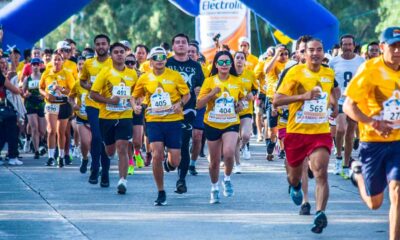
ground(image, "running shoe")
xmin=128 ymin=164 xmax=135 ymax=175
xmin=175 ymin=179 xmax=187 ymax=194
xmin=79 ymin=158 xmax=89 ymax=174
xmin=333 ymin=156 xmax=342 ymax=175
xmin=189 ymin=165 xmax=198 ymax=176
xmin=57 ymin=157 xmax=64 ymax=168
xmin=243 ymin=146 xmax=251 ymax=160
xmin=341 ymin=167 xmax=350 ymax=180
xmin=223 ymin=180 xmax=234 ymax=197
xmin=65 ymin=155 xmax=72 ymax=165
xmin=257 ymin=135 xmax=263 ymax=142
xmin=289 ymin=182 xmax=303 ymax=206
xmin=72 ymin=147 xmax=81 ymax=159
xmin=117 ymin=178 xmax=127 ymax=194
xmin=210 ymin=189 xmax=220 ymax=204
xmin=34 ymin=151 xmax=40 ymax=160
xmin=100 ymin=172 xmax=110 ymax=188
xmin=299 ymin=202 xmax=311 ymax=215
xmin=135 ymin=153 xmax=144 ymax=168
xmin=8 ymin=158 xmax=23 ymax=166
xmin=88 ymin=170 xmax=99 ymax=184
xmin=46 ymin=157 xmax=55 ymax=166
xmin=23 ymin=139 xmax=31 ymax=153
xmin=154 ymin=190 xmax=167 ymax=206
xmin=233 ymin=164 xmax=241 ymax=174
xmin=278 ymin=150 xmax=285 ymax=159
xmin=311 ymin=211 xmax=328 ymax=234
xmin=266 ymin=154 xmax=274 ymax=161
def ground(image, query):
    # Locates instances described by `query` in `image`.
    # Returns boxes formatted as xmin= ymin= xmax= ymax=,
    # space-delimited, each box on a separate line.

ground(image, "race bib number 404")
xmin=295 ymin=91 xmax=328 ymax=124
xmin=208 ymin=92 xmax=237 ymax=123
xmin=382 ymin=90 xmax=400 ymax=129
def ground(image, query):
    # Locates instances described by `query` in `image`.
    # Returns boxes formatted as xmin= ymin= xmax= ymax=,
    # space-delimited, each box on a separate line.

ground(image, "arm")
xmin=90 ymin=91 xmax=119 ymax=105
xmin=330 ymin=87 xmax=339 ymax=118
xmin=4 ymin=77 xmax=21 ymax=94
xmin=80 ymin=79 xmax=92 ymax=91
xmin=197 ymin=87 xmax=219 ymax=109
xmin=273 ymin=88 xmax=321 ymax=108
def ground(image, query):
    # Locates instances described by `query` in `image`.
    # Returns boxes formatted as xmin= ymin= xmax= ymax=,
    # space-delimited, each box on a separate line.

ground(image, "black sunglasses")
xmin=125 ymin=60 xmax=136 ymax=65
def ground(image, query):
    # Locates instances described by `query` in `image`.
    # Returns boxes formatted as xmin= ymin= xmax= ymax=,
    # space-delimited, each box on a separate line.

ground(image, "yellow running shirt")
xmin=139 ymin=60 xmax=152 ymax=73
xmin=91 ymin=66 xmax=138 ymax=120
xmin=238 ymin=69 xmax=257 ymax=117
xmin=199 ymin=74 xmax=244 ymax=129
xmin=69 ymin=81 xmax=89 ymax=120
xmin=39 ymin=68 xmax=75 ymax=104
xmin=132 ymin=68 xmax=189 ymax=123
xmin=345 ymin=56 xmax=400 ymax=142
xmin=245 ymin=53 xmax=259 ymax=71
xmin=46 ymin=59 xmax=78 ymax=81
xmin=277 ymin=64 xmax=335 ymax=134
xmin=263 ymin=57 xmax=287 ymax=98
xmin=79 ymin=57 xmax=113 ymax=109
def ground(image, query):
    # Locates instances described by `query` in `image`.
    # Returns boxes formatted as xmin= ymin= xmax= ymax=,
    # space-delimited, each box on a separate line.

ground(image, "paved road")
xmin=0 ymin=138 xmax=389 ymax=240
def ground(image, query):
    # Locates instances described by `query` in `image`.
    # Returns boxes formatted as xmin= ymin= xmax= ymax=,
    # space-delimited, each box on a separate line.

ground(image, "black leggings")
xmin=0 ymin=115 xmax=19 ymax=158
xmin=178 ymin=122 xmax=192 ymax=181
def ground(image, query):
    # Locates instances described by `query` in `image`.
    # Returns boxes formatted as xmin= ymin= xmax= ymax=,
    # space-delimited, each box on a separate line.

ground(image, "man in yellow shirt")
xmin=344 ymin=27 xmax=400 ymax=240
xmin=79 ymin=34 xmax=112 ymax=186
xmin=238 ymin=37 xmax=258 ymax=71
xmin=90 ymin=42 xmax=138 ymax=194
xmin=274 ymin=39 xmax=338 ymax=234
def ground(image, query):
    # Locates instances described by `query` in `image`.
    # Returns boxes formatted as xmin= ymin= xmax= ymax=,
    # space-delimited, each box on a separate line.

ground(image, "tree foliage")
xmin=376 ymin=0 xmax=399 ymax=34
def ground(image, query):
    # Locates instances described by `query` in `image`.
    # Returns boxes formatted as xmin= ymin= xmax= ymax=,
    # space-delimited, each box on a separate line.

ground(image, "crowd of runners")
xmin=0 ymin=26 xmax=399 ymax=238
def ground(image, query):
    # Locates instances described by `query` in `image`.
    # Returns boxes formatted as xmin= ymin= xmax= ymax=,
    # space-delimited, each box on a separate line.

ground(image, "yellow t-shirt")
xmin=263 ymin=58 xmax=287 ymax=98
xmin=199 ymin=75 xmax=245 ymax=129
xmin=277 ymin=64 xmax=335 ymax=134
xmin=91 ymin=66 xmax=138 ymax=120
xmin=79 ymin=57 xmax=113 ymax=109
xmin=39 ymin=68 xmax=75 ymax=104
xmin=345 ymin=57 xmax=400 ymax=142
xmin=245 ymin=53 xmax=259 ymax=71
xmin=238 ymin=69 xmax=257 ymax=116
xmin=69 ymin=81 xmax=89 ymax=120
xmin=139 ymin=60 xmax=152 ymax=73
xmin=132 ymin=68 xmax=189 ymax=123
xmin=202 ymin=65 xmax=211 ymax=79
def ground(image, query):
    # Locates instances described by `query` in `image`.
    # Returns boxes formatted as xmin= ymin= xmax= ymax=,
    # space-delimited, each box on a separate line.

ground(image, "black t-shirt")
xmin=166 ymin=57 xmax=205 ymax=123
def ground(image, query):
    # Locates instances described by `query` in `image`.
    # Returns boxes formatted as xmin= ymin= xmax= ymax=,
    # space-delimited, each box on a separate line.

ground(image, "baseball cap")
xmin=238 ymin=36 xmax=250 ymax=45
xmin=380 ymin=27 xmax=400 ymax=45
xmin=56 ymin=41 xmax=71 ymax=50
xmin=148 ymin=47 xmax=167 ymax=59
xmin=120 ymin=40 xmax=132 ymax=50
xmin=30 ymin=58 xmax=41 ymax=64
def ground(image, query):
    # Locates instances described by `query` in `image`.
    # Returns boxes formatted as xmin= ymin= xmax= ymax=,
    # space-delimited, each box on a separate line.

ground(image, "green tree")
xmin=376 ymin=0 xmax=400 ymax=34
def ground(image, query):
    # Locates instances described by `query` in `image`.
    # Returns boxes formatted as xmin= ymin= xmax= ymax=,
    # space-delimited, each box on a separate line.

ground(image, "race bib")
xmin=208 ymin=91 xmax=237 ymax=123
xmin=90 ymin=76 xmax=96 ymax=84
xmin=382 ymin=90 xmax=400 ymax=129
xmin=28 ymin=80 xmax=40 ymax=90
xmin=45 ymin=103 xmax=60 ymax=114
xmin=79 ymin=93 xmax=87 ymax=116
xmin=295 ymin=89 xmax=328 ymax=124
xmin=149 ymin=87 xmax=173 ymax=115
xmin=106 ymin=83 xmax=131 ymax=112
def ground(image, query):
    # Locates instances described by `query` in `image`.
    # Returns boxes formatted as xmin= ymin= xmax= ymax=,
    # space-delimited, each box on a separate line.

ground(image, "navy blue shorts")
xmin=359 ymin=141 xmax=400 ymax=196
xmin=193 ymin=108 xmax=206 ymax=130
xmin=265 ymin=98 xmax=278 ymax=128
xmin=146 ymin=121 xmax=182 ymax=149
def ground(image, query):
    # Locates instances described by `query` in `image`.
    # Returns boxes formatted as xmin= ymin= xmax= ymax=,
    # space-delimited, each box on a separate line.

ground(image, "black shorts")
xmin=76 ymin=116 xmax=89 ymax=125
xmin=239 ymin=113 xmax=252 ymax=120
xmin=265 ymin=98 xmax=278 ymax=128
xmin=26 ymin=106 xmax=45 ymax=118
xmin=99 ymin=118 xmax=133 ymax=146
xmin=58 ymin=103 xmax=72 ymax=120
xmin=132 ymin=111 xmax=144 ymax=126
xmin=204 ymin=124 xmax=240 ymax=141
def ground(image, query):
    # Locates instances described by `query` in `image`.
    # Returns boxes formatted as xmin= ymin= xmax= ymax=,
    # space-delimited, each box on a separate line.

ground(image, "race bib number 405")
xmin=382 ymin=90 xmax=400 ymax=129
xmin=208 ymin=91 xmax=237 ymax=123
xmin=295 ymin=91 xmax=328 ymax=124
xmin=149 ymin=87 xmax=173 ymax=115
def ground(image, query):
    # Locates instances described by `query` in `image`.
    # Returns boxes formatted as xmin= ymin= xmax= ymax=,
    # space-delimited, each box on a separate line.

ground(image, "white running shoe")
xmin=233 ymin=164 xmax=241 ymax=174
xmin=243 ymin=146 xmax=251 ymax=160
xmin=333 ymin=158 xmax=342 ymax=175
xmin=8 ymin=158 xmax=23 ymax=166
xmin=117 ymin=178 xmax=127 ymax=194
xmin=23 ymin=139 xmax=31 ymax=153
xmin=73 ymin=147 xmax=81 ymax=159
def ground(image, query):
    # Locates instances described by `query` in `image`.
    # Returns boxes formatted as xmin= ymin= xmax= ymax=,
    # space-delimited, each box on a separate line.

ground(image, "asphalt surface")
xmin=0 ymin=138 xmax=390 ymax=240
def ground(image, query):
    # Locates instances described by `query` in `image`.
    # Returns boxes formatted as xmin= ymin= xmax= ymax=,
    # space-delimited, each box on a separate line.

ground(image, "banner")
xmin=195 ymin=0 xmax=250 ymax=63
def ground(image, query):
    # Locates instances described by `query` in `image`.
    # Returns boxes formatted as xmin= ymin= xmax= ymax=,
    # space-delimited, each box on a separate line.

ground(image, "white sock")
xmin=48 ymin=148 xmax=55 ymax=158
xmin=211 ymin=182 xmax=219 ymax=191
xmin=59 ymin=149 xmax=65 ymax=158
xmin=224 ymin=175 xmax=231 ymax=182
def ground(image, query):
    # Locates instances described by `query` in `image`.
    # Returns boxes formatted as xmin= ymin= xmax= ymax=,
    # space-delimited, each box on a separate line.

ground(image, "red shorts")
xmin=278 ymin=128 xmax=286 ymax=140
xmin=284 ymin=133 xmax=332 ymax=167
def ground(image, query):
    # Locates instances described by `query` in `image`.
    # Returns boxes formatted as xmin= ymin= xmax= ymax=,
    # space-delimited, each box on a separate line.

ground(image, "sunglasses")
xmin=216 ymin=59 xmax=232 ymax=66
xmin=125 ymin=60 xmax=136 ymax=65
xmin=61 ymin=49 xmax=71 ymax=53
xmin=31 ymin=62 xmax=40 ymax=66
xmin=151 ymin=54 xmax=167 ymax=61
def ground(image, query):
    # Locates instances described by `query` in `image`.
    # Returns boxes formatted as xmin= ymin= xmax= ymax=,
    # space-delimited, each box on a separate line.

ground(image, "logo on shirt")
xmin=162 ymin=79 xmax=174 ymax=84
xmin=320 ymin=77 xmax=331 ymax=83
xmin=180 ymin=72 xmax=195 ymax=87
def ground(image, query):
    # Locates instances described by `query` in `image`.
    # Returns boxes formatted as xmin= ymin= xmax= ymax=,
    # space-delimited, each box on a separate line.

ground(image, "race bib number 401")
xmin=295 ymin=91 xmax=328 ymax=124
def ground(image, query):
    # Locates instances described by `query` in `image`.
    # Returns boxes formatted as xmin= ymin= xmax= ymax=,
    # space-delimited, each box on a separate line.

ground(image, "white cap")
xmin=148 ymin=47 xmax=167 ymax=59
xmin=238 ymin=36 xmax=250 ymax=45
xmin=56 ymin=41 xmax=71 ymax=50
xmin=119 ymin=40 xmax=131 ymax=50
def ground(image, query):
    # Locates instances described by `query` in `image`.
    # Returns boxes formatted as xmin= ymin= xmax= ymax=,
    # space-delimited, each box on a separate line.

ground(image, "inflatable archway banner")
xmin=195 ymin=0 xmax=250 ymax=61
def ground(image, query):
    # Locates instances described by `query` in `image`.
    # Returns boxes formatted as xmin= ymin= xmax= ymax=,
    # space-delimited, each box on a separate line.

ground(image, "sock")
xmin=134 ymin=149 xmax=140 ymax=156
xmin=211 ymin=182 xmax=219 ymax=191
xmin=129 ymin=158 xmax=134 ymax=166
xmin=265 ymin=138 xmax=271 ymax=147
xmin=27 ymin=134 xmax=31 ymax=141
xmin=48 ymin=148 xmax=55 ymax=158
xmin=224 ymin=174 xmax=231 ymax=182
xmin=190 ymin=159 xmax=196 ymax=167
xmin=59 ymin=149 xmax=65 ymax=158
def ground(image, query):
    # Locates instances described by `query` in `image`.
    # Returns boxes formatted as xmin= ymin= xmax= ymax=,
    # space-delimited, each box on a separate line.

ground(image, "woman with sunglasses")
xmin=197 ymin=51 xmax=245 ymax=204
xmin=39 ymin=52 xmax=75 ymax=167
xmin=22 ymin=58 xmax=46 ymax=159
xmin=262 ymin=44 xmax=289 ymax=161
xmin=125 ymin=54 xmax=145 ymax=175
xmin=131 ymin=47 xmax=190 ymax=206
xmin=233 ymin=51 xmax=258 ymax=174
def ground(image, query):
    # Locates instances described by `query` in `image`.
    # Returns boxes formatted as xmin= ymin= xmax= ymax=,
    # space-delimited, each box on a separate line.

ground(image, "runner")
xmin=39 ymin=51 xmax=75 ymax=167
xmin=344 ymin=26 xmax=400 ymax=240
xmin=90 ymin=42 xmax=138 ymax=193
xmin=366 ymin=41 xmax=380 ymax=60
xmin=197 ymin=50 xmax=245 ymax=204
xmin=79 ymin=34 xmax=112 ymax=185
xmin=131 ymin=46 xmax=190 ymax=205
xmin=238 ymin=37 xmax=258 ymax=71
xmin=329 ymin=34 xmax=365 ymax=178
xmin=274 ymin=38 xmax=338 ymax=233
xmin=233 ymin=51 xmax=257 ymax=173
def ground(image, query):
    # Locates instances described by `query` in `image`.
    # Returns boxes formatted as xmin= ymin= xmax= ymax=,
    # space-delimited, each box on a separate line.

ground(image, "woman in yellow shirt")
xmin=39 ymin=52 xmax=75 ymax=167
xmin=197 ymin=51 xmax=245 ymax=204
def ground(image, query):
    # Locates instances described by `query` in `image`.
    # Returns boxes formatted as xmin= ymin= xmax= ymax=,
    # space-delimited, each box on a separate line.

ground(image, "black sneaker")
xmin=46 ymin=157 xmax=55 ymax=166
xmin=65 ymin=155 xmax=72 ymax=165
xmin=350 ymin=161 xmax=362 ymax=187
xmin=278 ymin=150 xmax=285 ymax=159
xmin=58 ymin=157 xmax=64 ymax=168
xmin=353 ymin=138 xmax=360 ymax=150
xmin=311 ymin=211 xmax=328 ymax=234
xmin=308 ymin=166 xmax=314 ymax=179
xmin=299 ymin=202 xmax=311 ymax=215
xmin=189 ymin=165 xmax=198 ymax=176
xmin=154 ymin=190 xmax=167 ymax=206
xmin=100 ymin=172 xmax=110 ymax=188
xmin=79 ymin=159 xmax=89 ymax=174
xmin=199 ymin=152 xmax=206 ymax=158
xmin=88 ymin=170 xmax=99 ymax=184
xmin=34 ymin=151 xmax=40 ymax=160
xmin=175 ymin=179 xmax=187 ymax=194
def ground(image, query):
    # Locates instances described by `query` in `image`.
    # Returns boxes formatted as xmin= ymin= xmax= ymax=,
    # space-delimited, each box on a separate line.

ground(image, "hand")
xmin=275 ymin=45 xmax=285 ymax=57
xmin=194 ymin=87 xmax=201 ymax=96
xmin=246 ymin=92 xmax=254 ymax=101
xmin=73 ymin=104 xmax=80 ymax=111
xmin=370 ymin=120 xmax=393 ymax=138
xmin=235 ymin=101 xmax=243 ymax=113
xmin=211 ymin=86 xmax=221 ymax=96
xmin=46 ymin=93 xmax=56 ymax=103
xmin=109 ymin=96 xmax=120 ymax=105
xmin=302 ymin=87 xmax=321 ymax=101
xmin=172 ymin=102 xmax=182 ymax=114
xmin=330 ymin=105 xmax=339 ymax=118
xmin=134 ymin=104 xmax=142 ymax=115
